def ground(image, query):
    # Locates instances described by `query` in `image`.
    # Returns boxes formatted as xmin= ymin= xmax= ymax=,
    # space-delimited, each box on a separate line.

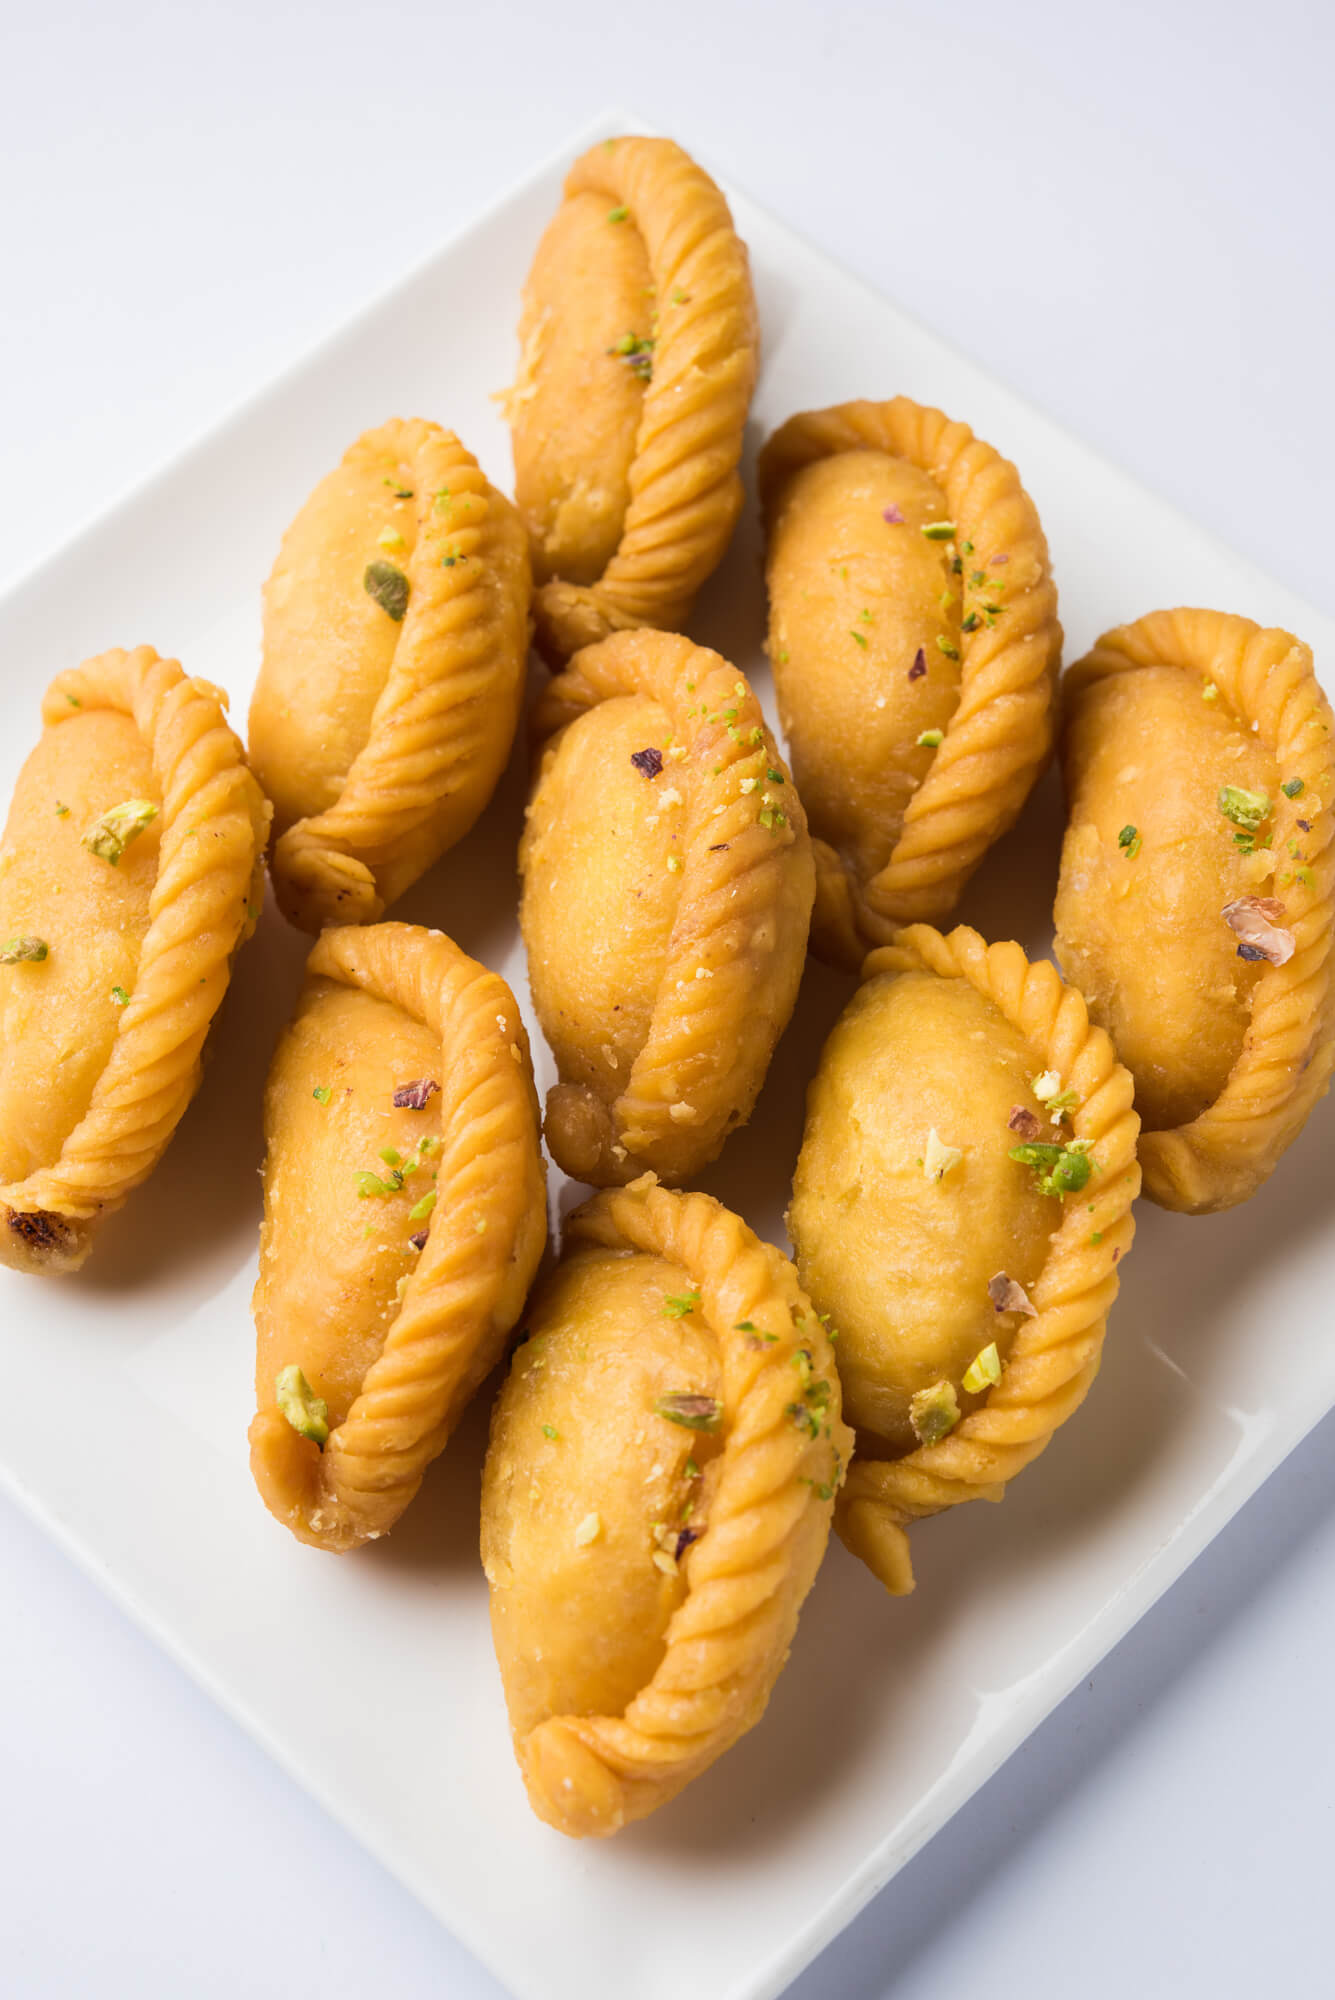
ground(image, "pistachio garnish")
xmin=1030 ymin=1071 xmax=1078 ymax=1120
xmin=1008 ymin=1139 xmax=1093 ymax=1197
xmin=987 ymin=1272 xmax=1038 ymax=1318
xmin=663 ymin=1290 xmax=701 ymax=1318
xmin=275 ymin=1364 xmax=330 ymax=1447
xmin=631 ymin=746 xmax=664 ymax=779
xmin=909 ymin=1379 xmax=960 ymax=1446
xmin=1222 ymin=895 xmax=1295 ymax=967
xmin=653 ymin=1392 xmax=722 ymax=1431
xmin=1007 ymin=1105 xmax=1042 ymax=1140
xmin=574 ymin=1511 xmax=603 ymax=1545
xmin=0 ymin=936 xmax=49 ymax=963
xmin=363 ymin=560 xmax=410 ymax=621
xmin=922 ymin=1127 xmax=963 ymax=1182
xmin=962 ymin=1340 xmax=1005 ymax=1392
xmin=392 ymin=1077 xmax=440 ymax=1110
xmin=82 ymin=797 xmax=158 ymax=865
xmin=1218 ymin=785 xmax=1272 ymax=832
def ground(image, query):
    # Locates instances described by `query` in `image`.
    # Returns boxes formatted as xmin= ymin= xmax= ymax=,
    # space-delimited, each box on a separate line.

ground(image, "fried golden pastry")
xmin=521 ymin=629 xmax=814 ymax=1185
xmin=789 ymin=924 xmax=1139 ymax=1594
xmin=1055 ymin=609 xmax=1335 ymax=1213
xmin=758 ymin=399 xmax=1062 ymax=968
xmin=249 ymin=922 xmax=546 ymax=1551
xmin=249 ymin=419 xmax=531 ymax=933
xmin=480 ymin=1175 xmax=850 ymax=1837
xmin=0 ymin=646 xmax=268 ymax=1275
xmin=504 ymin=136 xmax=758 ymax=665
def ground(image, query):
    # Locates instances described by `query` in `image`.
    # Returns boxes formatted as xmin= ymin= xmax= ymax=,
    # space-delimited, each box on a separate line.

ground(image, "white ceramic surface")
xmin=1 ymin=112 xmax=1331 ymax=2000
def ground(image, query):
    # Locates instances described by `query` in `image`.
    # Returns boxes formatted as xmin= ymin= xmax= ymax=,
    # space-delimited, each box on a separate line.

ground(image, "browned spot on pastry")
xmin=7 ymin=1206 xmax=72 ymax=1253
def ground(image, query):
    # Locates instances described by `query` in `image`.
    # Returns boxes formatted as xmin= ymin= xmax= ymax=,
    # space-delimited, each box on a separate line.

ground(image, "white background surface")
xmin=1 ymin=3 xmax=1332 ymax=1996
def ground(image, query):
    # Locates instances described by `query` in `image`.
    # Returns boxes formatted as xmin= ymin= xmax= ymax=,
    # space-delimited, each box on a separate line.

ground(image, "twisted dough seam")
xmin=1 ymin=646 xmax=269 ymax=1275
xmin=531 ymin=629 xmax=814 ymax=1183
xmin=271 ymin=422 xmax=531 ymax=932
xmin=836 ymin=924 xmax=1140 ymax=1595
xmin=758 ymin=398 xmax=1062 ymax=965
xmin=248 ymin=922 xmax=546 ymax=1552
xmin=527 ymin=138 xmax=758 ymax=663
xmin=1063 ymin=609 xmax=1335 ymax=1213
xmin=515 ymin=1177 xmax=851 ymax=1837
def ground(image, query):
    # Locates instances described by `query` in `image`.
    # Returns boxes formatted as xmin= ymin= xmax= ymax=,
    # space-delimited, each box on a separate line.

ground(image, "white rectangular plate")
xmin=2 ymin=112 xmax=1332 ymax=2000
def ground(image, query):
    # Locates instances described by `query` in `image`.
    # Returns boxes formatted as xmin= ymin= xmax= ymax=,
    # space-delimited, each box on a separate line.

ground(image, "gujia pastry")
xmin=788 ymin=923 xmax=1139 ymax=1594
xmin=249 ymin=922 xmax=546 ymax=1551
xmin=1055 ymin=609 xmax=1335 ymax=1213
xmin=504 ymin=136 xmax=758 ymax=665
xmin=0 ymin=646 xmax=268 ymax=1275
xmin=249 ymin=419 xmax=531 ymax=934
xmin=521 ymin=628 xmax=814 ymax=1185
xmin=758 ymin=398 xmax=1062 ymax=968
xmin=480 ymin=1175 xmax=850 ymax=1837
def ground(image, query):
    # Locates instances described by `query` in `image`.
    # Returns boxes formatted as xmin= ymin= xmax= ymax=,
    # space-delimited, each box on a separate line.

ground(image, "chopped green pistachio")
xmin=909 ymin=1379 xmax=960 ymax=1446
xmin=275 ymin=1364 xmax=329 ymax=1447
xmin=65 ymin=694 xmax=81 ymax=708
xmin=1090 ymin=1230 xmax=1103 ymax=1244
xmin=663 ymin=1290 xmax=701 ymax=1317
xmin=1202 ymin=682 xmax=1219 ymax=702
xmin=83 ymin=797 xmax=158 ymax=865
xmin=684 ymin=1456 xmax=701 ymax=1479
xmin=1282 ymin=777 xmax=1305 ymax=799
xmin=542 ymin=1424 xmax=560 ymax=1441
xmin=378 ymin=1146 xmax=402 ymax=1167
xmin=962 ymin=1342 xmax=1003 ymax=1394
xmin=917 ymin=728 xmax=944 ymax=748
xmin=607 ymin=204 xmax=629 ymax=223
xmin=766 ymin=767 xmax=785 ymax=784
xmin=311 ymin=1085 xmax=332 ymax=1104
xmin=936 ymin=636 xmax=960 ymax=660
xmin=1117 ymin=823 xmax=1142 ymax=859
xmin=0 ymin=936 xmax=49 ymax=964
xmin=653 ymin=1392 xmax=723 ymax=1432
xmin=1009 ymin=1139 xmax=1094 ymax=1197
xmin=377 ymin=526 xmax=407 ymax=551
xmin=54 ymin=801 xmax=69 ymax=817
xmin=1218 ymin=785 xmax=1272 ymax=831
xmin=850 ymin=629 xmax=868 ymax=647
xmin=921 ymin=521 xmax=956 ymax=541
xmin=383 ymin=478 xmax=414 ymax=497
xmin=408 ymin=1189 xmax=436 ymax=1223
xmin=110 ymin=985 xmax=130 ymax=1006
xmin=356 ymin=1168 xmax=403 ymax=1198
xmin=363 ymin=560 xmax=410 ymax=620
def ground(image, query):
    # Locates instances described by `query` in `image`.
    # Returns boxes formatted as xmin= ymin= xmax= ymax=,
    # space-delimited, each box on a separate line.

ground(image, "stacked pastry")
xmin=1 ymin=130 xmax=1329 ymax=1845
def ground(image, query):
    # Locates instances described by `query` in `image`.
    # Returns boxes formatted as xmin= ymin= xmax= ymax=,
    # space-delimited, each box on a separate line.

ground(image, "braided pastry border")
xmin=501 ymin=1176 xmax=850 ymax=1837
xmin=520 ymin=137 xmax=758 ymax=665
xmin=248 ymin=922 xmax=547 ymax=1552
xmin=266 ymin=421 xmax=531 ymax=933
xmin=1059 ymin=609 xmax=1335 ymax=1213
xmin=1 ymin=646 xmax=269 ymax=1275
xmin=527 ymin=629 xmax=814 ymax=1184
xmin=758 ymin=398 xmax=1062 ymax=967
xmin=833 ymin=924 xmax=1140 ymax=1594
